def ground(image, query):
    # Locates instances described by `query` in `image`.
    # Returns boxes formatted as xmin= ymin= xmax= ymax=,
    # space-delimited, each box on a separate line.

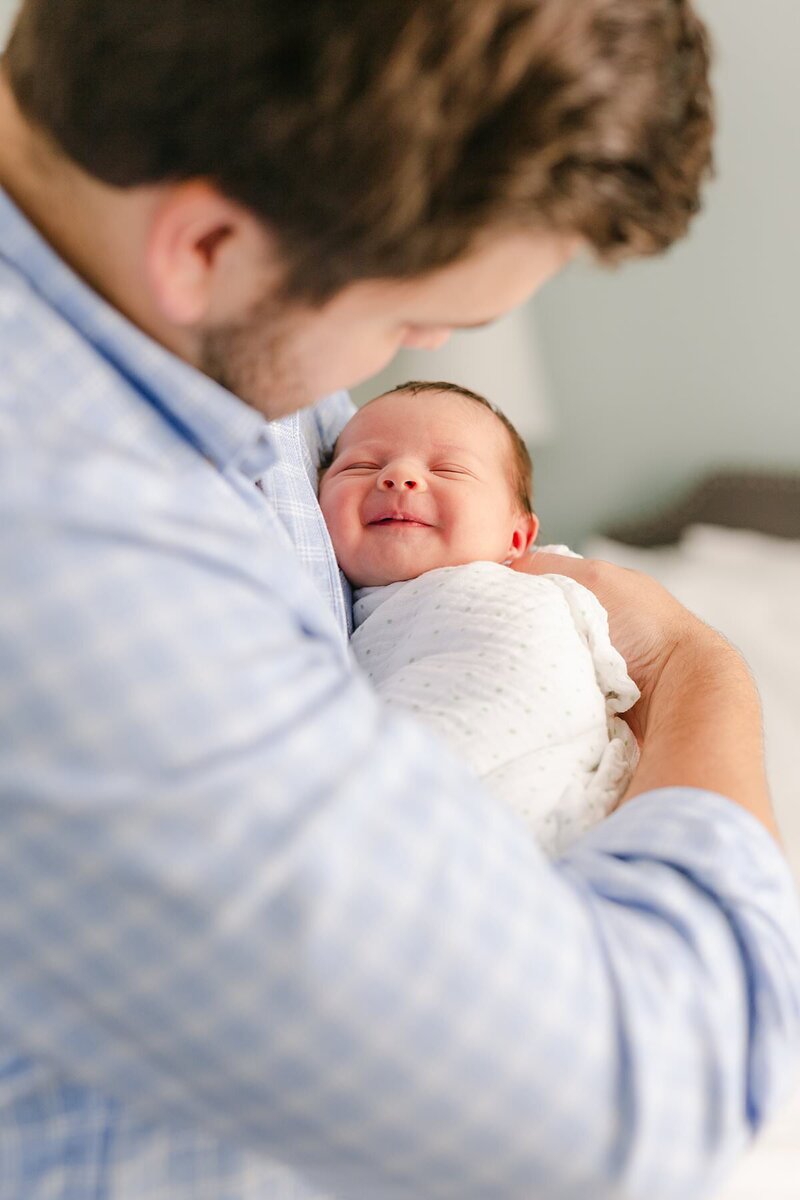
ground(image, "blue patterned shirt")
xmin=1 ymin=185 xmax=800 ymax=1200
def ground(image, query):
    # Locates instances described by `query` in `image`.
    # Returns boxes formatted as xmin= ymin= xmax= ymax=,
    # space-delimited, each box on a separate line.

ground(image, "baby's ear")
xmin=507 ymin=512 xmax=539 ymax=560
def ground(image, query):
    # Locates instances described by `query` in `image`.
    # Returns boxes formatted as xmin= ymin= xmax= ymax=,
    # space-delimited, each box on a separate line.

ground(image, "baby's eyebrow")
xmin=431 ymin=443 xmax=480 ymax=458
xmin=325 ymin=438 xmax=486 ymax=467
xmin=337 ymin=437 xmax=383 ymax=453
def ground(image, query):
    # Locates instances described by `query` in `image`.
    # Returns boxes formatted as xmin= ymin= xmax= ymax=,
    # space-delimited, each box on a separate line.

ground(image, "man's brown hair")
xmin=379 ymin=380 xmax=535 ymax=518
xmin=6 ymin=0 xmax=713 ymax=303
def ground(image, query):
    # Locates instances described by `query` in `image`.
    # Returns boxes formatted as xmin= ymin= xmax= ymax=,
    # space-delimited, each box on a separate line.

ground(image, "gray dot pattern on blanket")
xmin=352 ymin=562 xmax=639 ymax=856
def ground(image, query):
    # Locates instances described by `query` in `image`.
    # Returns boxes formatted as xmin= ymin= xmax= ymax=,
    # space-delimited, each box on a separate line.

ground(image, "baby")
xmin=319 ymin=380 xmax=639 ymax=855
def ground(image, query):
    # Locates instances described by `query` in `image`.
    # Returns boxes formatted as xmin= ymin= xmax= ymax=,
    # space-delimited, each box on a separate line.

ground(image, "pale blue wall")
xmin=0 ymin=0 xmax=17 ymax=44
xmin=531 ymin=0 xmax=800 ymax=547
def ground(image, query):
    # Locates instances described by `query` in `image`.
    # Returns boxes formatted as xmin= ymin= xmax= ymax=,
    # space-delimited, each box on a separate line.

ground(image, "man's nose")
xmin=377 ymin=463 xmax=427 ymax=491
xmin=400 ymin=327 xmax=453 ymax=352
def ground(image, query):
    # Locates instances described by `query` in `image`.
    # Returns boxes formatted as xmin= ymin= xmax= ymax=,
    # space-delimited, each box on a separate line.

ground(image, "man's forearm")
xmin=623 ymin=627 xmax=781 ymax=840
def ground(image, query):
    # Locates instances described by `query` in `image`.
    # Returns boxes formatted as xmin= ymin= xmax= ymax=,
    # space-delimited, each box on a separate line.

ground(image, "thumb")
xmin=512 ymin=547 xmax=588 ymax=581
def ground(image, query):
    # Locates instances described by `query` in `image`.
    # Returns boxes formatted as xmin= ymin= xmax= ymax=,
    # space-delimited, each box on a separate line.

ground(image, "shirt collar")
xmin=0 ymin=185 xmax=275 ymax=474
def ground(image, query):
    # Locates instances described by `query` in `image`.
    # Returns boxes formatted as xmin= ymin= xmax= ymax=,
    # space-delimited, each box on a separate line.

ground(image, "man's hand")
xmin=513 ymin=549 xmax=781 ymax=837
xmin=512 ymin=550 xmax=716 ymax=741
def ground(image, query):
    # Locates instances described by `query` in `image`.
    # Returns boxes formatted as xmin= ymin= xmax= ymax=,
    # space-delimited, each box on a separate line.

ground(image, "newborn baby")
xmin=320 ymin=381 xmax=639 ymax=855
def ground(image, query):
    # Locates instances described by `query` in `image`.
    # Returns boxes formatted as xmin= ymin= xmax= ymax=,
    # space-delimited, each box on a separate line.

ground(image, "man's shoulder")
xmin=0 ymin=267 xmax=242 ymax=556
xmin=0 ymin=260 xmax=223 ymax=511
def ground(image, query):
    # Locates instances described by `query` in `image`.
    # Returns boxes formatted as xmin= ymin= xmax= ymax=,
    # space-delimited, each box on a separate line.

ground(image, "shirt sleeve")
xmin=1 ymin=456 xmax=799 ymax=1200
xmin=313 ymin=388 xmax=357 ymax=458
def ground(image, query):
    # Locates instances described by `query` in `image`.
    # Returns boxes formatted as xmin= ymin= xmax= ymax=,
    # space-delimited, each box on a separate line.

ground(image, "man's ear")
xmin=506 ymin=512 xmax=540 ymax=560
xmin=144 ymin=180 xmax=283 ymax=327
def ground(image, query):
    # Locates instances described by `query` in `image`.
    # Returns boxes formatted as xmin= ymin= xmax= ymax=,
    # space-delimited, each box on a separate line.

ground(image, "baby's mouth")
xmin=368 ymin=513 xmax=431 ymax=527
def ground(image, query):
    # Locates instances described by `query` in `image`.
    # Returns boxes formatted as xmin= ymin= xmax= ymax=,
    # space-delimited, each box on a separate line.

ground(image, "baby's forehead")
xmin=336 ymin=390 xmax=498 ymax=454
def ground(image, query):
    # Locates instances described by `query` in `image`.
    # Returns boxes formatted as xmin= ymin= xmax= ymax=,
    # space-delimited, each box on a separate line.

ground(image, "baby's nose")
xmin=378 ymin=464 xmax=427 ymax=491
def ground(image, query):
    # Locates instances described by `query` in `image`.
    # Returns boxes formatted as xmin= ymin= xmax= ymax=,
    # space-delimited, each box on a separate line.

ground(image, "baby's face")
xmin=319 ymin=389 xmax=537 ymax=588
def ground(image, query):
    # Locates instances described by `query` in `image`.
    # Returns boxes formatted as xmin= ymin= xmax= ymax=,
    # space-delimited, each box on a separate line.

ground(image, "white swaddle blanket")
xmin=353 ymin=560 xmax=640 ymax=855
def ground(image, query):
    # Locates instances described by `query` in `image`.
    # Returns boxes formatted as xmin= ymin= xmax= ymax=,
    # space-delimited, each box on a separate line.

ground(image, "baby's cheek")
xmin=325 ymin=508 xmax=360 ymax=569
xmin=318 ymin=481 xmax=342 ymax=527
xmin=323 ymin=511 xmax=345 ymax=556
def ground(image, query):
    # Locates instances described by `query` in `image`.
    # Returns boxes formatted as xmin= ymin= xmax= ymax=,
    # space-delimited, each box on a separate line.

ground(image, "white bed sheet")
xmin=584 ymin=524 xmax=800 ymax=1199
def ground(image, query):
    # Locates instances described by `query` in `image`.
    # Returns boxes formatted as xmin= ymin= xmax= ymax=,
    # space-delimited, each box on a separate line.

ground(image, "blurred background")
xmin=0 ymin=1 xmax=13 ymax=50
xmin=1 ymin=3 xmax=798 ymax=1192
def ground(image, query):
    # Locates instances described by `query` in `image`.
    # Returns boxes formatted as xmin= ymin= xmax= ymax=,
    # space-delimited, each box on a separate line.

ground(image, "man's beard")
xmin=198 ymin=290 xmax=313 ymax=421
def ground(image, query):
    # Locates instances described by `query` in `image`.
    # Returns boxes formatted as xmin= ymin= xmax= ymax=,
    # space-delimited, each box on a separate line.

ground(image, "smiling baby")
xmin=319 ymin=381 xmax=639 ymax=854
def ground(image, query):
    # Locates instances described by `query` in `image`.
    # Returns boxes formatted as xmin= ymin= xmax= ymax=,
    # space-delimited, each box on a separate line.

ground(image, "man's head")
xmin=318 ymin=383 xmax=540 ymax=587
xmin=2 ymin=0 xmax=713 ymax=416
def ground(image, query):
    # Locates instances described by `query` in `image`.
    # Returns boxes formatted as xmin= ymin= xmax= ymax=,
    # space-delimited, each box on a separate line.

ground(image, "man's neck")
xmin=0 ymin=70 xmax=184 ymax=355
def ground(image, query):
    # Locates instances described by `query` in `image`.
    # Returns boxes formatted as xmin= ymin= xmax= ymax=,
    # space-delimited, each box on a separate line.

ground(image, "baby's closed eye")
xmin=432 ymin=465 xmax=475 ymax=477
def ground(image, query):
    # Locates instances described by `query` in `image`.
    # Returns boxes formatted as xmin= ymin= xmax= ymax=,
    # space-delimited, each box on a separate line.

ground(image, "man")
xmin=0 ymin=2 xmax=797 ymax=1198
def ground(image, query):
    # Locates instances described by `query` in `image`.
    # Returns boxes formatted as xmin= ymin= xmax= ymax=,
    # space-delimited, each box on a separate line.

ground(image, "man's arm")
xmin=2 ymin=479 xmax=800 ymax=1200
xmin=622 ymin=626 xmax=778 ymax=833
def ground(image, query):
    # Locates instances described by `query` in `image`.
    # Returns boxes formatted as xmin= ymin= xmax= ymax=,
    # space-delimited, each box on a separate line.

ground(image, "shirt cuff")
xmin=566 ymin=787 xmax=797 ymax=907
xmin=561 ymin=786 xmax=800 ymax=1128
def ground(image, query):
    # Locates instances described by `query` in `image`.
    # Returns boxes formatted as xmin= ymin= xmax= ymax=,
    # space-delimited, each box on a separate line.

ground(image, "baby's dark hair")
xmin=380 ymin=380 xmax=534 ymax=516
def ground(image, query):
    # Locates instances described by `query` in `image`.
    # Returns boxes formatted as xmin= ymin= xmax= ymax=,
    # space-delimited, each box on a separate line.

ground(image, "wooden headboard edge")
xmin=603 ymin=469 xmax=800 ymax=547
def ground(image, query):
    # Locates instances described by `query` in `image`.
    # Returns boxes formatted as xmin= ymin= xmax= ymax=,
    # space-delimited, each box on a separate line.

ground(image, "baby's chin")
xmin=347 ymin=564 xmax=427 ymax=589
xmin=346 ymin=548 xmax=497 ymax=589
xmin=346 ymin=554 xmax=446 ymax=590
